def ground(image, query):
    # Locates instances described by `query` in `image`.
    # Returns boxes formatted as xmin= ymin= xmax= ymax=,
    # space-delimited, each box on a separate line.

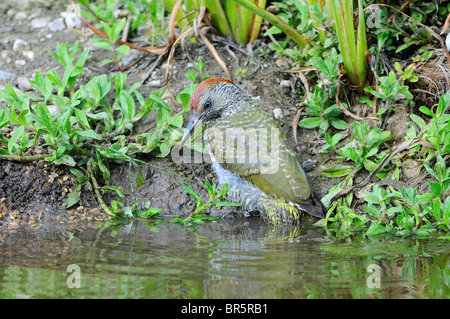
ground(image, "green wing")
xmin=207 ymin=106 xmax=312 ymax=204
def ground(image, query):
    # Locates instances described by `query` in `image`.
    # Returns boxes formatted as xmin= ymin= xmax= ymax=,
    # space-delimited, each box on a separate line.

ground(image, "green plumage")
xmin=207 ymin=102 xmax=312 ymax=202
xmin=180 ymin=78 xmax=325 ymax=224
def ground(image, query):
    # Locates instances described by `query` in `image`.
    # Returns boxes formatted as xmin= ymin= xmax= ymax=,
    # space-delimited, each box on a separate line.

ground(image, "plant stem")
xmin=87 ymin=158 xmax=114 ymax=216
xmin=231 ymin=0 xmax=311 ymax=48
xmin=0 ymin=154 xmax=50 ymax=162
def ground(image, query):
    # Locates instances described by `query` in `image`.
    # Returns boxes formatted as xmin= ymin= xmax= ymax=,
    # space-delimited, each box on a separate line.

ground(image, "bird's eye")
xmin=204 ymin=100 xmax=211 ymax=109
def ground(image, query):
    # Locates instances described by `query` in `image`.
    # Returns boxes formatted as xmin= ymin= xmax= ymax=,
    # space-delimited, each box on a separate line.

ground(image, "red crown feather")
xmin=189 ymin=78 xmax=233 ymax=111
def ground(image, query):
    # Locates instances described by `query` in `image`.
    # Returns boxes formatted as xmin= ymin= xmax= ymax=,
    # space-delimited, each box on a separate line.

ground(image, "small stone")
xmin=275 ymin=56 xmax=290 ymax=69
xmin=90 ymin=208 xmax=100 ymax=214
xmin=280 ymin=80 xmax=291 ymax=87
xmin=27 ymin=9 xmax=42 ymax=20
xmin=61 ymin=12 xmax=81 ymax=29
xmin=273 ymin=108 xmax=283 ymax=120
xmin=302 ymin=159 xmax=317 ymax=172
xmin=30 ymin=17 xmax=49 ymax=29
xmin=18 ymin=0 xmax=50 ymax=9
xmin=354 ymin=184 xmax=372 ymax=199
xmin=0 ymin=70 xmax=14 ymax=81
xmin=447 ymin=33 xmax=450 ymax=52
xmin=402 ymin=158 xmax=422 ymax=179
xmin=14 ymin=11 xmax=27 ymax=20
xmin=15 ymin=60 xmax=26 ymax=66
xmin=148 ymin=80 xmax=162 ymax=87
xmin=22 ymin=50 xmax=34 ymax=60
xmin=121 ymin=50 xmax=143 ymax=68
xmin=1 ymin=50 xmax=11 ymax=64
xmin=13 ymin=38 xmax=28 ymax=51
xmin=17 ymin=76 xmax=32 ymax=91
xmin=48 ymin=18 xmax=65 ymax=32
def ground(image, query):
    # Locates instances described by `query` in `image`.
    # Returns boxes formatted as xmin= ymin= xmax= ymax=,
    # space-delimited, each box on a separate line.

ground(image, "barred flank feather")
xmin=258 ymin=196 xmax=302 ymax=224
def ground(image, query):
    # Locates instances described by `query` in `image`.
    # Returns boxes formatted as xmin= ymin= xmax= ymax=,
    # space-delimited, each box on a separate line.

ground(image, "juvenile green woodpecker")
xmin=179 ymin=78 xmax=325 ymax=224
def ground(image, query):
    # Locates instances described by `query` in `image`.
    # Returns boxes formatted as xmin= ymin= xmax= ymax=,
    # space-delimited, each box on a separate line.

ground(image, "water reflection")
xmin=0 ymin=217 xmax=449 ymax=298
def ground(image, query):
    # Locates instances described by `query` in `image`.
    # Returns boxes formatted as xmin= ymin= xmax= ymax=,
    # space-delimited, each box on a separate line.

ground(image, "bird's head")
xmin=179 ymin=77 xmax=243 ymax=147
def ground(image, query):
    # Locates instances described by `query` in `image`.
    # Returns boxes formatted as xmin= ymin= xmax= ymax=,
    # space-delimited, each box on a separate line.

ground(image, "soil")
xmin=0 ymin=0 xmax=439 ymax=232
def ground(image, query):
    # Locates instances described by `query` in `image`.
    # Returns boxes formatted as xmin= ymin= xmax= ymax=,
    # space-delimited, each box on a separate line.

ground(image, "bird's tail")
xmin=257 ymin=192 xmax=326 ymax=224
xmin=296 ymin=191 xmax=326 ymax=219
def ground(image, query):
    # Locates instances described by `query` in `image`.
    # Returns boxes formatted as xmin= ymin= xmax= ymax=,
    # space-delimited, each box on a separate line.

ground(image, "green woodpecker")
xmin=179 ymin=78 xmax=325 ymax=224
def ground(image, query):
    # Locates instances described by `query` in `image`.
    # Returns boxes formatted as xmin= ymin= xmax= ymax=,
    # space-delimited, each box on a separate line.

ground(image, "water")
xmin=0 ymin=217 xmax=449 ymax=299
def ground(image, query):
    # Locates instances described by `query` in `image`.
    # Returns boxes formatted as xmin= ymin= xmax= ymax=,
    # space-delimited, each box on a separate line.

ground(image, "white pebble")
xmin=447 ymin=33 xmax=450 ymax=52
xmin=15 ymin=59 xmax=26 ymax=66
xmin=13 ymin=39 xmax=28 ymax=51
xmin=148 ymin=80 xmax=162 ymax=86
xmin=14 ymin=11 xmax=27 ymax=20
xmin=273 ymin=108 xmax=283 ymax=120
xmin=17 ymin=77 xmax=32 ymax=91
xmin=22 ymin=50 xmax=34 ymax=60
xmin=30 ymin=17 xmax=49 ymax=29
xmin=48 ymin=18 xmax=65 ymax=32
xmin=280 ymin=80 xmax=291 ymax=87
xmin=60 ymin=12 xmax=81 ymax=29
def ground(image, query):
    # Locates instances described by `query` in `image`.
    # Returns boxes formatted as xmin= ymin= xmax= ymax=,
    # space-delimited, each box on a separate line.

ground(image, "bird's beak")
xmin=179 ymin=112 xmax=201 ymax=148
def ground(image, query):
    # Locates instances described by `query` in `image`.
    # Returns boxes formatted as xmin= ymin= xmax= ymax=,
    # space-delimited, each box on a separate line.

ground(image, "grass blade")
xmin=231 ymin=0 xmax=311 ymax=48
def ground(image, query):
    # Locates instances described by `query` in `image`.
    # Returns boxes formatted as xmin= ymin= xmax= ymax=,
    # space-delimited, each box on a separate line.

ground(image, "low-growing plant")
xmin=327 ymin=0 xmax=368 ymax=90
xmin=365 ymin=69 xmax=414 ymax=112
xmin=311 ymin=47 xmax=341 ymax=90
xmin=318 ymin=93 xmax=450 ymax=238
xmin=408 ymin=93 xmax=450 ymax=161
xmin=47 ymin=40 xmax=90 ymax=96
xmin=172 ymin=179 xmax=241 ymax=226
xmin=0 ymin=42 xmax=186 ymax=216
xmin=338 ymin=121 xmax=391 ymax=176
xmin=298 ymin=86 xmax=348 ymax=134
xmin=235 ymin=67 xmax=248 ymax=78
xmin=0 ymin=40 xmax=243 ymax=223
xmin=92 ymin=17 xmax=131 ymax=68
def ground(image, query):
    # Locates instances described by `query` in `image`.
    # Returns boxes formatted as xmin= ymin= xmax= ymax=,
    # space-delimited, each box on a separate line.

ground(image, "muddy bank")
xmin=0 ymin=0 xmax=340 ymax=230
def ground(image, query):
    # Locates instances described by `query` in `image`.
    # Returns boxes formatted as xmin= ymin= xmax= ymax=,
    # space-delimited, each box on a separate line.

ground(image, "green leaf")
xmin=50 ymin=153 xmax=76 ymax=166
xmin=181 ymin=182 xmax=203 ymax=208
xmin=112 ymin=17 xmax=127 ymax=41
xmin=366 ymin=222 xmax=389 ymax=236
xmin=8 ymin=126 xmax=25 ymax=154
xmin=410 ymin=114 xmax=426 ymax=130
xmin=171 ymin=217 xmax=189 ymax=225
xmin=299 ymin=117 xmax=323 ymax=129
xmin=419 ymin=106 xmax=435 ymax=118
xmin=75 ymin=129 xmax=103 ymax=140
xmin=102 ymin=185 xmax=126 ymax=197
xmin=214 ymin=201 xmax=241 ymax=207
xmin=429 ymin=182 xmax=441 ymax=198
xmin=116 ymin=44 xmax=130 ymax=56
xmin=363 ymin=159 xmax=378 ymax=172
xmin=62 ymin=187 xmax=81 ymax=208
xmin=119 ymin=90 xmax=136 ymax=121
xmin=136 ymin=208 xmax=162 ymax=218
xmin=193 ymin=215 xmax=220 ymax=221
xmin=93 ymin=40 xmax=114 ymax=51
xmin=330 ymin=118 xmax=348 ymax=130
xmin=216 ymin=183 xmax=229 ymax=199
xmin=75 ymin=109 xmax=90 ymax=129
xmin=320 ymin=164 xmax=354 ymax=177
